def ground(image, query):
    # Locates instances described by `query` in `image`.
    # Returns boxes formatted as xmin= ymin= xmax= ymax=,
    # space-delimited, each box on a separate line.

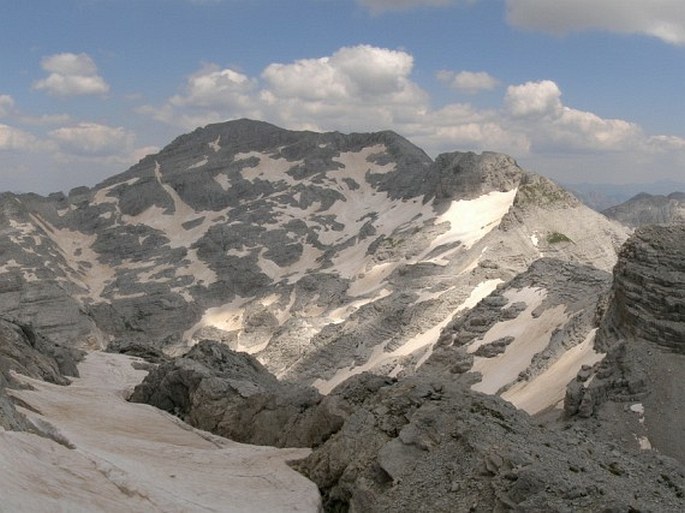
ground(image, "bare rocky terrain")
xmin=0 ymin=119 xmax=682 ymax=512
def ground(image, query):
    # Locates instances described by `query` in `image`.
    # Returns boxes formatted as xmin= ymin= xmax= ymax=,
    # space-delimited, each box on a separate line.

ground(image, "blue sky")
xmin=1 ymin=0 xmax=684 ymax=193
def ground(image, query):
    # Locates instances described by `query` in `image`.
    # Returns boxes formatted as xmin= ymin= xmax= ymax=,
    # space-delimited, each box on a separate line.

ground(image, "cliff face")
xmin=608 ymin=224 xmax=685 ymax=353
xmin=565 ymin=225 xmax=685 ymax=463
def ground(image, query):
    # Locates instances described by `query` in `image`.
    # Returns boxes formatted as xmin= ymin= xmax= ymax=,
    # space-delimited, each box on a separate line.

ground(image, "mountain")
xmin=602 ymin=191 xmax=685 ymax=227
xmin=1 ymin=119 xmax=682 ymax=512
xmin=564 ymin=180 xmax=685 ymax=211
xmin=0 ymin=120 xmax=628 ymax=386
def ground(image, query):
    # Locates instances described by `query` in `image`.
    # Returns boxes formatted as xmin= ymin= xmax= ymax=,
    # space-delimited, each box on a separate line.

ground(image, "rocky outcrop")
xmin=605 ymin=224 xmax=685 ymax=352
xmin=294 ymin=374 xmax=684 ymax=513
xmin=602 ymin=192 xmax=685 ymax=227
xmin=0 ymin=318 xmax=83 ymax=431
xmin=130 ymin=342 xmax=685 ymax=512
xmin=564 ymin=225 xmax=685 ymax=463
xmin=0 ymin=120 xmax=629 ymax=389
xmin=421 ymin=258 xmax=611 ymax=414
xmin=130 ymin=341 xmax=343 ymax=448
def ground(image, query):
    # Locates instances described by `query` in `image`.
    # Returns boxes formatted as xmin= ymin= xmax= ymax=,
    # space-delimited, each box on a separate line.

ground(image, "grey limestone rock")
xmin=294 ymin=375 xmax=685 ymax=513
xmin=0 ymin=318 xmax=83 ymax=431
xmin=130 ymin=340 xmax=344 ymax=448
xmin=564 ymin=225 xmax=685 ymax=464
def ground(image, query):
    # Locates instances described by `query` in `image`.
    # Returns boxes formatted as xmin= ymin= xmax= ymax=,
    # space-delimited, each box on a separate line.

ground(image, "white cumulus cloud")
xmin=504 ymin=80 xmax=641 ymax=153
xmin=49 ymin=123 xmax=134 ymax=157
xmin=505 ymin=80 xmax=563 ymax=118
xmin=34 ymin=53 xmax=110 ymax=96
xmin=506 ymin=0 xmax=685 ymax=46
xmin=0 ymin=124 xmax=39 ymax=151
xmin=138 ymin=45 xmax=685 ymax=183
xmin=437 ymin=70 xmax=498 ymax=94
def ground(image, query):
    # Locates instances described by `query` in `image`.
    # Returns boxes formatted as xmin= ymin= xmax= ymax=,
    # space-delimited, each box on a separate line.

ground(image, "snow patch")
xmin=5 ymin=352 xmax=321 ymax=513
xmin=236 ymin=151 xmax=300 ymax=185
xmin=314 ymin=279 xmax=503 ymax=394
xmin=470 ymin=287 xmax=570 ymax=395
xmin=209 ymin=135 xmax=221 ymax=152
xmin=187 ymin=157 xmax=208 ymax=170
xmin=428 ymin=188 xmax=517 ymax=255
xmin=501 ymin=329 xmax=604 ymax=414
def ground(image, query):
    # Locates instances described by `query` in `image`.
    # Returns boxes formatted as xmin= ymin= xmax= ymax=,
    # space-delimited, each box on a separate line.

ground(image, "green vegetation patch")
xmin=547 ymin=232 xmax=573 ymax=244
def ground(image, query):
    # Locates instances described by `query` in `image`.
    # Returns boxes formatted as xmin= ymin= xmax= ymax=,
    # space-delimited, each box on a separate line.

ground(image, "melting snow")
xmin=501 ymin=329 xmax=604 ymax=414
xmin=236 ymin=152 xmax=300 ymax=185
xmin=187 ymin=157 xmax=208 ymax=170
xmin=208 ymin=135 xmax=221 ymax=152
xmin=314 ymin=279 xmax=503 ymax=394
xmin=3 ymin=352 xmax=320 ymax=513
xmin=470 ymin=287 xmax=569 ymax=395
xmin=426 ymin=188 xmax=517 ymax=259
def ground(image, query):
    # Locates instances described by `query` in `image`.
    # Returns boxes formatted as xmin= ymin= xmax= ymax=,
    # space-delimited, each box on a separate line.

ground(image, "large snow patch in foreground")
xmin=2 ymin=352 xmax=321 ymax=513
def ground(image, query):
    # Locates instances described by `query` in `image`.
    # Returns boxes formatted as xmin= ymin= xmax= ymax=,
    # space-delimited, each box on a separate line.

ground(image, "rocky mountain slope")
xmin=130 ymin=226 xmax=685 ymax=513
xmin=602 ymin=191 xmax=685 ymax=227
xmin=0 ymin=119 xmax=629 ymax=394
xmin=3 ymin=119 xmax=682 ymax=512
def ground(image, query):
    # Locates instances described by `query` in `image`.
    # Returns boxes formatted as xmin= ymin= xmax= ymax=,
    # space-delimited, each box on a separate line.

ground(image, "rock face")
xmin=294 ymin=375 xmax=685 ymax=513
xmin=422 ymin=257 xmax=611 ymax=415
xmin=602 ymin=192 xmax=685 ymax=227
xmin=0 ymin=318 xmax=82 ymax=431
xmin=564 ymin=225 xmax=685 ymax=463
xmin=2 ymin=120 xmax=682 ymax=512
xmin=132 ymin=342 xmax=685 ymax=513
xmin=130 ymin=340 xmax=343 ymax=448
xmin=607 ymin=224 xmax=685 ymax=352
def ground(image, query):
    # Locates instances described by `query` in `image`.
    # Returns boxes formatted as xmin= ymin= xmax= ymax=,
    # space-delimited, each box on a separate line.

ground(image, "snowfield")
xmin=2 ymin=352 xmax=321 ymax=513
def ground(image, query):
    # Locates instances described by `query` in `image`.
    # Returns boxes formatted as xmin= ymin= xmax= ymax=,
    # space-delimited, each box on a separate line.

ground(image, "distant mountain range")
xmin=563 ymin=180 xmax=685 ymax=211
xmin=602 ymin=191 xmax=685 ymax=227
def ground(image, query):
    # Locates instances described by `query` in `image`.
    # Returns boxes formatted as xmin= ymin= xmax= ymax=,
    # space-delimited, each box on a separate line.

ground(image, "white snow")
xmin=208 ymin=135 xmax=221 ymax=153
xmin=187 ymin=297 xmax=248 ymax=342
xmin=637 ymin=436 xmax=652 ymax=450
xmin=414 ymin=279 xmax=503 ymax=369
xmin=630 ymin=403 xmax=645 ymax=415
xmin=470 ymin=287 xmax=570 ymax=395
xmin=501 ymin=329 xmax=604 ymax=414
xmin=426 ymin=188 xmax=517 ymax=254
xmin=29 ymin=215 xmax=115 ymax=302
xmin=3 ymin=352 xmax=321 ymax=513
xmin=187 ymin=157 xmax=208 ymax=170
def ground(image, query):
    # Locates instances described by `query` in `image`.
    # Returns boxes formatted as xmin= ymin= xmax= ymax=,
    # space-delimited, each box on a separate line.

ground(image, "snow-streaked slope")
xmin=4 ymin=352 xmax=321 ymax=513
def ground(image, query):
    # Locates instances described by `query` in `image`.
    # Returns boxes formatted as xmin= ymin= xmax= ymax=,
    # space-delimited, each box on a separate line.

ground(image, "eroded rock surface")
xmin=130 ymin=340 xmax=343 ymax=448
xmin=565 ymin=225 xmax=685 ymax=463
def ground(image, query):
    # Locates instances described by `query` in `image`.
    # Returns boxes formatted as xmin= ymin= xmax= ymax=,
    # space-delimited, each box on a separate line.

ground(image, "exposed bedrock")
xmin=605 ymin=224 xmax=685 ymax=352
xmin=564 ymin=225 xmax=685 ymax=463
xmin=130 ymin=340 xmax=685 ymax=513
xmin=0 ymin=318 xmax=83 ymax=431
xmin=130 ymin=340 xmax=344 ymax=448
xmin=296 ymin=375 xmax=684 ymax=513
xmin=602 ymin=192 xmax=685 ymax=227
